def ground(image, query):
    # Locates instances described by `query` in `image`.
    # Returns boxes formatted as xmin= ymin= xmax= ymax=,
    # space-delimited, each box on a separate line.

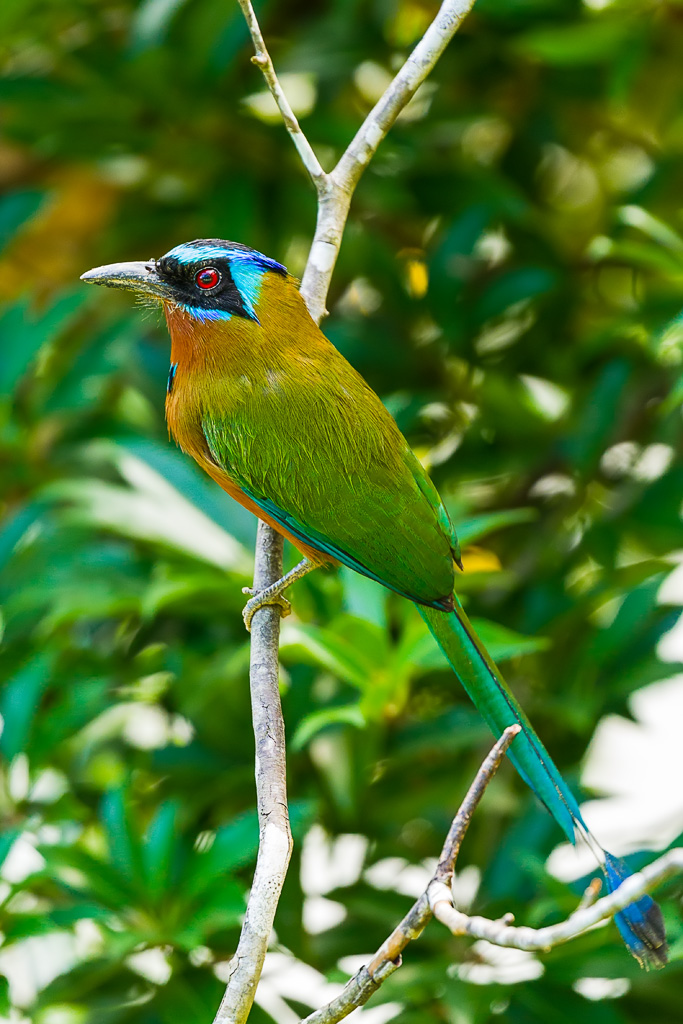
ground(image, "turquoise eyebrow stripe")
xmin=167 ymin=244 xmax=242 ymax=264
xmin=164 ymin=242 xmax=286 ymax=276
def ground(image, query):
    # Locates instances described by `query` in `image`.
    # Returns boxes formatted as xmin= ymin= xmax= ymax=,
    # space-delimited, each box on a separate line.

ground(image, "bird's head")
xmin=80 ymin=238 xmax=287 ymax=324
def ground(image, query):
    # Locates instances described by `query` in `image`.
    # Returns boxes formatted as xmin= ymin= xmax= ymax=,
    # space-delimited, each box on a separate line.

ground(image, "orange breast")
xmin=162 ymin=301 xmax=332 ymax=566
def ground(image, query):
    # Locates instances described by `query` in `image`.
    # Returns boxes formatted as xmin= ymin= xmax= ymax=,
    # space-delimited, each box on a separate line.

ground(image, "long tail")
xmin=419 ymin=600 xmax=668 ymax=969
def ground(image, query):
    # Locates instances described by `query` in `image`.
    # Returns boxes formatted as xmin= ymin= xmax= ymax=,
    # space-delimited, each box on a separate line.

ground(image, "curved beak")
xmin=80 ymin=260 xmax=169 ymax=300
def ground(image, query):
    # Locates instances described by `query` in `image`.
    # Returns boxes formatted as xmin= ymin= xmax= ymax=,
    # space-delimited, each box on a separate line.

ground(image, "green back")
xmin=201 ymin=342 xmax=458 ymax=607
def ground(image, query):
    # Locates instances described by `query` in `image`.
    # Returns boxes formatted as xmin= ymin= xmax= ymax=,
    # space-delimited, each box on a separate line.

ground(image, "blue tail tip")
xmin=604 ymin=853 xmax=668 ymax=970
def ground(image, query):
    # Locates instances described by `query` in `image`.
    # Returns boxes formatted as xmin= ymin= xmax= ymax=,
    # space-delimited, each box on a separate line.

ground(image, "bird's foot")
xmin=242 ymin=586 xmax=292 ymax=632
xmin=241 ymin=557 xmax=317 ymax=632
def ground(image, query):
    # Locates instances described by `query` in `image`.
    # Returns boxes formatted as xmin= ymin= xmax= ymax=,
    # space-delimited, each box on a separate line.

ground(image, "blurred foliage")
xmin=1 ymin=0 xmax=683 ymax=1021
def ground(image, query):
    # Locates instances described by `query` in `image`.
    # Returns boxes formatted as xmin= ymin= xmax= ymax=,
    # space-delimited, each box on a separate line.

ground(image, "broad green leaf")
xmin=41 ymin=846 xmax=141 ymax=909
xmin=0 ymin=656 xmax=51 ymax=759
xmin=131 ymin=0 xmax=189 ymax=50
xmin=143 ymin=800 xmax=179 ymax=899
xmin=473 ymin=617 xmax=551 ymax=660
xmin=48 ymin=471 xmax=250 ymax=573
xmin=395 ymin=613 xmax=548 ymax=672
xmin=292 ymin=703 xmax=365 ymax=751
xmin=101 ymin=787 xmax=145 ymax=890
xmin=280 ymin=621 xmax=378 ymax=690
xmin=452 ymin=508 xmax=537 ymax=546
xmin=0 ymin=188 xmax=44 ymax=249
xmin=185 ymin=812 xmax=259 ymax=899
xmin=516 ymin=19 xmax=635 ymax=65
xmin=0 ymin=291 xmax=87 ymax=392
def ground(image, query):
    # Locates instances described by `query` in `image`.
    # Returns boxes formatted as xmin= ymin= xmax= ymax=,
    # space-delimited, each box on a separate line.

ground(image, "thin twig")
xmin=434 ymin=724 xmax=521 ymax=883
xmin=432 ymin=848 xmax=683 ymax=952
xmin=300 ymin=0 xmax=479 ymax=322
xmin=334 ymin=0 xmax=477 ymax=193
xmin=212 ymin=524 xmax=291 ymax=1024
xmin=236 ymin=0 xmax=327 ymax=191
xmin=299 ymin=725 xmax=521 ymax=1024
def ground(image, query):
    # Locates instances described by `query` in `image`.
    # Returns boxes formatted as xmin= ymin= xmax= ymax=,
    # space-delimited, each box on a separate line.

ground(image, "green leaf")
xmin=0 ymin=975 xmax=9 ymax=1017
xmin=292 ymin=704 xmax=365 ymax=751
xmin=0 ymin=188 xmax=44 ymax=249
xmin=0 ymin=656 xmax=51 ymax=759
xmin=130 ymin=0 xmax=189 ymax=51
xmin=48 ymin=465 xmax=250 ymax=573
xmin=101 ymin=787 xmax=145 ymax=890
xmin=177 ymin=879 xmax=245 ymax=946
xmin=0 ymin=828 xmax=20 ymax=871
xmin=0 ymin=502 xmax=44 ymax=572
xmin=185 ymin=812 xmax=259 ymax=899
xmin=41 ymin=846 xmax=141 ymax=909
xmin=0 ymin=291 xmax=87 ymax=392
xmin=475 ymin=266 xmax=557 ymax=322
xmin=471 ymin=617 xmax=551 ymax=660
xmin=453 ymin=508 xmax=537 ymax=546
xmin=280 ymin=621 xmax=379 ymax=690
xmin=143 ymin=800 xmax=179 ymax=899
xmin=516 ymin=19 xmax=635 ymax=65
xmin=395 ymin=613 xmax=548 ymax=672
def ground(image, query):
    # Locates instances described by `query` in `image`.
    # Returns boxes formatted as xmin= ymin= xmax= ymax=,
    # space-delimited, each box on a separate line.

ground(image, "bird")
xmin=82 ymin=238 xmax=667 ymax=968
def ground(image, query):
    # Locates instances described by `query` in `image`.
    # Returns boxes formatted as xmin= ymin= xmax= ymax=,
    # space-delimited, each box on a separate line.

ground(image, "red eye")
xmin=195 ymin=267 xmax=220 ymax=289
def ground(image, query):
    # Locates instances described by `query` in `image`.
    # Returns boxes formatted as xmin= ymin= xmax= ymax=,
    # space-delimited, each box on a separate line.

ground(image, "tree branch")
xmin=334 ymin=0 xmax=477 ymax=193
xmin=300 ymin=0 xmax=478 ymax=322
xmin=237 ymin=0 xmax=479 ymax=318
xmin=301 ymin=719 xmax=682 ymax=1024
xmin=236 ymin=0 xmax=327 ymax=191
xmin=212 ymin=524 xmax=291 ymax=1024
xmin=299 ymin=725 xmax=521 ymax=1024
xmin=432 ymin=847 xmax=683 ymax=952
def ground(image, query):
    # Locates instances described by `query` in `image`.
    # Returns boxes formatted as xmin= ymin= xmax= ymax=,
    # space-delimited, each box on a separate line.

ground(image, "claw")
xmin=240 ymin=557 xmax=317 ymax=632
xmin=242 ymin=589 xmax=292 ymax=632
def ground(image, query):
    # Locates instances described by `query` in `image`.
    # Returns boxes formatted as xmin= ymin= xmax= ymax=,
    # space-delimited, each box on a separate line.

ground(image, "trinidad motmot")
xmin=82 ymin=238 xmax=667 ymax=968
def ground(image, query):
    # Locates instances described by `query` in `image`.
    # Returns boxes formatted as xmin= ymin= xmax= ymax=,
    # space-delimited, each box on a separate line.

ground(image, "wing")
xmin=201 ymin=362 xmax=459 ymax=608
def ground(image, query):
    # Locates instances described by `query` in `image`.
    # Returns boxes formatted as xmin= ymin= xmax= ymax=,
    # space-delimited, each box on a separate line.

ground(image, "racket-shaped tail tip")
xmin=604 ymin=853 xmax=668 ymax=970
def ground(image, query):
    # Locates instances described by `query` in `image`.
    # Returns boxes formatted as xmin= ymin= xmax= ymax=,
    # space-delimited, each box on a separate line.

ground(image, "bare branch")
xmin=335 ymin=0 xmax=477 ymax=192
xmin=300 ymin=0 xmax=478 ymax=320
xmin=435 ymin=723 xmax=520 ymax=883
xmin=212 ymin=523 xmax=292 ymax=1024
xmin=299 ymin=725 xmax=520 ymax=1024
xmin=432 ymin=847 xmax=683 ymax=953
xmin=236 ymin=0 xmax=327 ymax=190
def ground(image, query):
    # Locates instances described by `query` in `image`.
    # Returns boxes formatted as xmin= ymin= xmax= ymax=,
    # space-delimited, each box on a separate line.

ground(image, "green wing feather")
xmin=201 ymin=367 xmax=458 ymax=606
xmin=234 ymin=482 xmax=453 ymax=608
